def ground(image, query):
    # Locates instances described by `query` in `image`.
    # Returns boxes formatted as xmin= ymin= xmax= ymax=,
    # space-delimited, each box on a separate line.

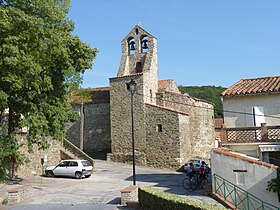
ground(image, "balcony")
xmin=220 ymin=123 xmax=280 ymax=143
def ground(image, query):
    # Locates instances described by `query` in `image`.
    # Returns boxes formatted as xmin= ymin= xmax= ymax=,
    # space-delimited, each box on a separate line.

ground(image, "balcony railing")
xmin=214 ymin=174 xmax=280 ymax=210
xmin=221 ymin=123 xmax=280 ymax=143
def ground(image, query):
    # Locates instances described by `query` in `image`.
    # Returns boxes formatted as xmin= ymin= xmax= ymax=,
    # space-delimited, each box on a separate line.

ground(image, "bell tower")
xmin=117 ymin=24 xmax=158 ymax=103
xmin=109 ymin=25 xmax=159 ymax=165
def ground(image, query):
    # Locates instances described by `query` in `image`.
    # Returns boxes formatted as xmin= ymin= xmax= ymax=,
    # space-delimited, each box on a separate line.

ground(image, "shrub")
xmin=139 ymin=186 xmax=226 ymax=210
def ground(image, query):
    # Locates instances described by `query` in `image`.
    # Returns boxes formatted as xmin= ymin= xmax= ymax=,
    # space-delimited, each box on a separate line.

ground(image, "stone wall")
xmin=145 ymin=104 xmax=184 ymax=168
xmin=109 ymin=75 xmax=147 ymax=165
xmin=16 ymin=139 xmax=62 ymax=178
xmin=156 ymin=89 xmax=215 ymax=161
xmin=188 ymin=101 xmax=215 ymax=160
xmin=67 ymin=103 xmax=111 ymax=158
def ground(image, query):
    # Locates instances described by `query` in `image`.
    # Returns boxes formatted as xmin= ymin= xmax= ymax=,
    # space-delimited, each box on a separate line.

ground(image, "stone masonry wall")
xmin=109 ymin=75 xmax=147 ymax=165
xmin=16 ymin=139 xmax=62 ymax=178
xmin=189 ymin=101 xmax=215 ymax=160
xmin=67 ymin=103 xmax=111 ymax=158
xmin=145 ymin=104 xmax=184 ymax=169
xmin=156 ymin=90 xmax=215 ymax=162
xmin=179 ymin=114 xmax=191 ymax=165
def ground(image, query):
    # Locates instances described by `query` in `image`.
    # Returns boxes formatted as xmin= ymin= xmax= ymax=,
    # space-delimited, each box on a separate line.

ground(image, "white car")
xmin=45 ymin=160 xmax=93 ymax=179
xmin=184 ymin=159 xmax=209 ymax=173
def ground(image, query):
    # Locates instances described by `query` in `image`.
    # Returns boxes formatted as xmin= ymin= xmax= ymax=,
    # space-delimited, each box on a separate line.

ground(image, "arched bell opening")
xmin=128 ymin=37 xmax=136 ymax=55
xmin=140 ymin=35 xmax=148 ymax=53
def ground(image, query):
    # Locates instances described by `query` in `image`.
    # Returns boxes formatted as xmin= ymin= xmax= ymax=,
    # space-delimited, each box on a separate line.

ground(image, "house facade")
xmin=220 ymin=76 xmax=280 ymax=166
xmin=222 ymin=76 xmax=280 ymax=128
xmin=68 ymin=25 xmax=215 ymax=169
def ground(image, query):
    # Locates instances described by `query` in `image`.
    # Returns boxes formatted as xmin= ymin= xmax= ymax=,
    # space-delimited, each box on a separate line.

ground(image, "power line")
xmin=135 ymin=92 xmax=280 ymax=120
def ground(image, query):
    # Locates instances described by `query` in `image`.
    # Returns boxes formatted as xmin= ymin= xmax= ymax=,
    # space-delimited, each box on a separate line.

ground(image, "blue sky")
xmin=68 ymin=0 xmax=280 ymax=89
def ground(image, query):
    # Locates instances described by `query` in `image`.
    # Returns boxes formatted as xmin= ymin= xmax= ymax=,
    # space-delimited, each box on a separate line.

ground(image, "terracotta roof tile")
xmin=70 ymin=87 xmax=110 ymax=104
xmin=213 ymin=148 xmax=278 ymax=169
xmin=221 ymin=76 xmax=280 ymax=97
xmin=110 ymin=72 xmax=143 ymax=79
xmin=158 ymin=80 xmax=173 ymax=91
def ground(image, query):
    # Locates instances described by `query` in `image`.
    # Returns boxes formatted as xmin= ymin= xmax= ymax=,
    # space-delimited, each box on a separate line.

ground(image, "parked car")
xmin=45 ymin=160 xmax=93 ymax=179
xmin=183 ymin=159 xmax=210 ymax=173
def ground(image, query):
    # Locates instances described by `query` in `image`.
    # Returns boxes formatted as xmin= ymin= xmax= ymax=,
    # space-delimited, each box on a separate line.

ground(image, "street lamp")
xmin=129 ymin=79 xmax=137 ymax=185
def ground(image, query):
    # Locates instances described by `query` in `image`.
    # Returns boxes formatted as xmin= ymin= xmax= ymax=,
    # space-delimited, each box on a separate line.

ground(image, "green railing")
xmin=214 ymin=174 xmax=280 ymax=210
xmin=63 ymin=139 xmax=95 ymax=167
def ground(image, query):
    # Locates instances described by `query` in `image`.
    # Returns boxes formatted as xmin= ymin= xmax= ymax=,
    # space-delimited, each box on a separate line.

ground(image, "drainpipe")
xmin=80 ymin=102 xmax=84 ymax=151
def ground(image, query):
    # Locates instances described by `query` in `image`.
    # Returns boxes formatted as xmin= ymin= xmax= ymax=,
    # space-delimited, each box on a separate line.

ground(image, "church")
xmin=68 ymin=25 xmax=215 ymax=169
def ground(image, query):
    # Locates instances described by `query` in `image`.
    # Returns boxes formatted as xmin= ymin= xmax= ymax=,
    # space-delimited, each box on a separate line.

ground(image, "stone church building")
xmin=68 ymin=25 xmax=215 ymax=169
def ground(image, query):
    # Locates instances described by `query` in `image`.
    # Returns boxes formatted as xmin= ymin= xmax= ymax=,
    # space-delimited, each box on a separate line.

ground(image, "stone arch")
xmin=140 ymin=35 xmax=148 ymax=53
xmin=127 ymin=37 xmax=136 ymax=55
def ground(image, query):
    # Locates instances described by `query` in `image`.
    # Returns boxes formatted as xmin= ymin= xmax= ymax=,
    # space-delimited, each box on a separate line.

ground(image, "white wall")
xmin=223 ymin=93 xmax=280 ymax=128
xmin=211 ymin=151 xmax=279 ymax=207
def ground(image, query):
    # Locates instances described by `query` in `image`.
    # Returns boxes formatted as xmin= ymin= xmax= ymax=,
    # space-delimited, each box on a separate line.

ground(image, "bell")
xmin=129 ymin=41 xmax=135 ymax=51
xmin=142 ymin=40 xmax=148 ymax=49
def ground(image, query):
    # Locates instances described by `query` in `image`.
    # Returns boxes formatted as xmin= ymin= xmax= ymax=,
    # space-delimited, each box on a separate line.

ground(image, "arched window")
xmin=140 ymin=35 xmax=148 ymax=53
xmin=128 ymin=37 xmax=136 ymax=55
xmin=136 ymin=62 xmax=142 ymax=73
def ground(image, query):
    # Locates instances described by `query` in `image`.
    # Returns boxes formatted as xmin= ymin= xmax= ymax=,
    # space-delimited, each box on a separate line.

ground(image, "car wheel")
xmin=46 ymin=170 xmax=54 ymax=178
xmin=75 ymin=172 xmax=82 ymax=179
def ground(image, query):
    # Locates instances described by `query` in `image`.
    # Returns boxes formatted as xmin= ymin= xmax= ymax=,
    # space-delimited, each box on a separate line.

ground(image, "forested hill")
xmin=178 ymin=85 xmax=227 ymax=118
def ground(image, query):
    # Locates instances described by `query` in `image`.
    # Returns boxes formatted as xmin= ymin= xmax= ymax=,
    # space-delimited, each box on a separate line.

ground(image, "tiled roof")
xmin=70 ymin=87 xmax=110 ymax=104
xmin=110 ymin=72 xmax=143 ymax=79
xmin=158 ymin=80 xmax=173 ymax=91
xmin=221 ymin=76 xmax=280 ymax=97
xmin=213 ymin=148 xmax=278 ymax=169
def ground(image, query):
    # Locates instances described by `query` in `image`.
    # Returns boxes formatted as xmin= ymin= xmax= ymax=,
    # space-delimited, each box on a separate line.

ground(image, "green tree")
xmin=178 ymin=85 xmax=226 ymax=118
xmin=0 ymin=0 xmax=97 ymax=179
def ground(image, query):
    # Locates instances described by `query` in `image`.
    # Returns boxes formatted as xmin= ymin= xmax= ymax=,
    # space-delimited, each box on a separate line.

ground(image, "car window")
xmin=189 ymin=160 xmax=200 ymax=164
xmin=58 ymin=161 xmax=69 ymax=167
xmin=81 ymin=161 xmax=92 ymax=167
xmin=69 ymin=161 xmax=78 ymax=167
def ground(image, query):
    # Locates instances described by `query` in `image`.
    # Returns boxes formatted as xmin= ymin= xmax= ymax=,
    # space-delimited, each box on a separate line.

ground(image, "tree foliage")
xmin=0 ymin=0 xmax=97 ymax=179
xmin=178 ymin=85 xmax=226 ymax=118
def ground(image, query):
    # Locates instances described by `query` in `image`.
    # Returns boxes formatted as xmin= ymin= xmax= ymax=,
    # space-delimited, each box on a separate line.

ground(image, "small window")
xmin=126 ymin=83 xmax=130 ymax=90
xmin=136 ymin=28 xmax=138 ymax=34
xmin=157 ymin=124 xmax=163 ymax=132
xmin=150 ymin=89 xmax=152 ymax=101
xmin=136 ymin=62 xmax=142 ymax=73
xmin=233 ymin=170 xmax=247 ymax=185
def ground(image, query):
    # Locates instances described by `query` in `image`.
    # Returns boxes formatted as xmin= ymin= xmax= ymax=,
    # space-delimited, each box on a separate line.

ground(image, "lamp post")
xmin=129 ymin=79 xmax=137 ymax=185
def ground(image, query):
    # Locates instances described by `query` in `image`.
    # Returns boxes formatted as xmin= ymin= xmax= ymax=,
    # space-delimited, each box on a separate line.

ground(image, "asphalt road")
xmin=3 ymin=159 xmax=222 ymax=210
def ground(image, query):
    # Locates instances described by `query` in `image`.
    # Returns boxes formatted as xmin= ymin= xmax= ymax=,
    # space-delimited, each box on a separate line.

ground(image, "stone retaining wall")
xmin=16 ymin=139 xmax=62 ymax=178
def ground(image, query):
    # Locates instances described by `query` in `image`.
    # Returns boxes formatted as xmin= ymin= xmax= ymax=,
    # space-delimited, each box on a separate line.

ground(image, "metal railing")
xmin=63 ymin=139 xmax=95 ymax=167
xmin=213 ymin=174 xmax=280 ymax=210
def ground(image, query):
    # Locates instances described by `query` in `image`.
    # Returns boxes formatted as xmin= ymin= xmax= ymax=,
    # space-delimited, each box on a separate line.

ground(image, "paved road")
xmin=3 ymin=160 xmax=223 ymax=210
